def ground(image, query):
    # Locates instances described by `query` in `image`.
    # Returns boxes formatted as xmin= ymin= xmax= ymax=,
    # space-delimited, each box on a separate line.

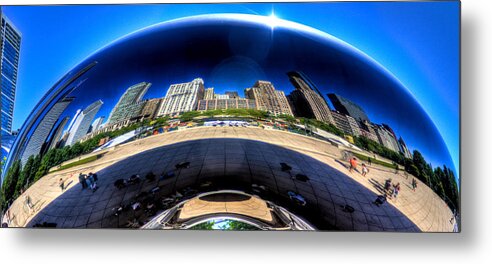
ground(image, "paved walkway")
xmin=2 ymin=126 xmax=454 ymax=231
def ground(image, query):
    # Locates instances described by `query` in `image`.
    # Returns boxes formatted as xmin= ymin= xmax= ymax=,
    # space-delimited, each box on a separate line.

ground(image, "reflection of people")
xmin=349 ymin=157 xmax=358 ymax=173
xmin=86 ymin=174 xmax=97 ymax=192
xmin=25 ymin=194 xmax=34 ymax=213
xmin=90 ymin=172 xmax=98 ymax=182
xmin=412 ymin=178 xmax=418 ymax=191
xmin=368 ymin=157 xmax=372 ymax=166
xmin=4 ymin=209 xmax=13 ymax=226
xmin=384 ymin=178 xmax=392 ymax=197
xmin=361 ymin=164 xmax=369 ymax=177
xmin=79 ymin=173 xmax=87 ymax=189
xmin=59 ymin=178 xmax=65 ymax=192
xmin=393 ymin=183 xmax=401 ymax=200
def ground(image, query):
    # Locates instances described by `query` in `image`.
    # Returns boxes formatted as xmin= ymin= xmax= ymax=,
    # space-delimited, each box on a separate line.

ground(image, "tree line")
xmin=1 ymin=112 xmax=459 ymax=215
xmin=0 ymin=121 xmax=148 ymax=210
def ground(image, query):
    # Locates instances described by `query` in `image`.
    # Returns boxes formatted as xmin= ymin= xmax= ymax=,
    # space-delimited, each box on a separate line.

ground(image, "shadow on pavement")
xmin=26 ymin=138 xmax=419 ymax=232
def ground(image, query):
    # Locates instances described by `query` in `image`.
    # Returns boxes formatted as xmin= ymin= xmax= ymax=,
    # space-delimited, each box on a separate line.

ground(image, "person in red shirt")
xmin=349 ymin=157 xmax=358 ymax=173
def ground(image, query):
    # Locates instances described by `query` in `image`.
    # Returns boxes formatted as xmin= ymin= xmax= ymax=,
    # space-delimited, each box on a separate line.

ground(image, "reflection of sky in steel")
xmin=64 ymin=15 xmax=453 ymax=172
xmin=1 ymin=3 xmax=458 ymax=176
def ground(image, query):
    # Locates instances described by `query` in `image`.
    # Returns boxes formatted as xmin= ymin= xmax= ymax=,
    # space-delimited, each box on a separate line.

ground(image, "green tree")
xmin=15 ymin=156 xmax=34 ymax=196
xmin=407 ymin=164 xmax=420 ymax=178
xmin=277 ymin=114 xmax=297 ymax=124
xmin=227 ymin=220 xmax=259 ymax=230
xmin=180 ymin=111 xmax=200 ymax=122
xmin=190 ymin=220 xmax=215 ymax=230
xmin=1 ymin=159 xmax=21 ymax=210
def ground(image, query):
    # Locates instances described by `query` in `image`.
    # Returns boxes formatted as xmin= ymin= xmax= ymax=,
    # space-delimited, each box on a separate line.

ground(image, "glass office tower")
xmin=1 ymin=8 xmax=21 ymax=178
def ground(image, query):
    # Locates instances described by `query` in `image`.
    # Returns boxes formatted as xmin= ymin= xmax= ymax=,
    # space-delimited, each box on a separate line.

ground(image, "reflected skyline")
xmin=1 ymin=3 xmax=460 ymax=174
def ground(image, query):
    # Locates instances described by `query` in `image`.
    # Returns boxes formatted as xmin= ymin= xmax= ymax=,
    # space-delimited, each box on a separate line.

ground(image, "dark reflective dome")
xmin=0 ymin=15 xmax=458 ymax=231
xmin=5 ymin=14 xmax=452 ymax=180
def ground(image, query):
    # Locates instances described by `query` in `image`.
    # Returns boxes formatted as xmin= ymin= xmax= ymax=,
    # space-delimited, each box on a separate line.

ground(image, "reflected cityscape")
xmin=0 ymin=6 xmax=459 ymax=232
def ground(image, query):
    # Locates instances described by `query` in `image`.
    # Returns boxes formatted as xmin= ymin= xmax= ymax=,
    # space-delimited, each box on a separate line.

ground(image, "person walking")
xmin=393 ymin=182 xmax=401 ymax=200
xmin=384 ymin=178 xmax=392 ymax=197
xmin=5 ymin=209 xmax=12 ymax=226
xmin=87 ymin=174 xmax=98 ymax=192
xmin=86 ymin=174 xmax=93 ymax=189
xmin=25 ymin=194 xmax=34 ymax=214
xmin=59 ymin=178 xmax=65 ymax=192
xmin=79 ymin=173 xmax=87 ymax=189
xmin=412 ymin=178 xmax=417 ymax=192
xmin=368 ymin=157 xmax=372 ymax=166
xmin=90 ymin=172 xmax=98 ymax=182
xmin=361 ymin=163 xmax=369 ymax=177
xmin=349 ymin=157 xmax=358 ymax=173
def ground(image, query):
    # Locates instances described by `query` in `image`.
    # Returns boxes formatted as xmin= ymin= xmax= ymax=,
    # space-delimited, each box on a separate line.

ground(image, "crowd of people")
xmin=78 ymin=172 xmax=99 ymax=192
xmin=383 ymin=178 xmax=401 ymax=201
xmin=346 ymin=155 xmax=421 ymax=204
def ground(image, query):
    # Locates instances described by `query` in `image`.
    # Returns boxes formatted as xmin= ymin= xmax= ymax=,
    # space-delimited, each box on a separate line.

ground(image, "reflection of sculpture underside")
xmin=143 ymin=190 xmax=316 ymax=230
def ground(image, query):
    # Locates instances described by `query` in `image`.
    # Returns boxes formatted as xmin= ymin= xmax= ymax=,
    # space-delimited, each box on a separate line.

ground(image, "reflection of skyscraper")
xmin=374 ymin=125 xmax=400 ymax=153
xmin=66 ymin=109 xmax=81 ymax=133
xmin=20 ymin=97 xmax=73 ymax=164
xmin=287 ymin=71 xmax=335 ymax=125
xmin=66 ymin=100 xmax=103 ymax=146
xmin=327 ymin=93 xmax=369 ymax=122
xmin=108 ymin=82 xmax=151 ymax=124
xmin=225 ymin=91 xmax=239 ymax=99
xmin=158 ymin=78 xmax=205 ymax=116
xmin=139 ymin=98 xmax=162 ymax=120
xmin=331 ymin=110 xmax=360 ymax=136
xmin=89 ymin=116 xmax=104 ymax=133
xmin=245 ymin=81 xmax=293 ymax=116
xmin=197 ymin=98 xmax=257 ymax=111
xmin=204 ymin=87 xmax=215 ymax=100
xmin=215 ymin=94 xmax=229 ymax=99
xmin=359 ymin=120 xmax=379 ymax=142
xmin=398 ymin=137 xmax=413 ymax=159
xmin=47 ymin=116 xmax=69 ymax=151
xmin=1 ymin=11 xmax=21 ymax=152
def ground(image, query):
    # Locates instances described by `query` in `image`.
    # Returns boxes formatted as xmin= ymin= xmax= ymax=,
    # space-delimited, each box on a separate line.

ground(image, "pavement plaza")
xmin=4 ymin=126 xmax=454 ymax=231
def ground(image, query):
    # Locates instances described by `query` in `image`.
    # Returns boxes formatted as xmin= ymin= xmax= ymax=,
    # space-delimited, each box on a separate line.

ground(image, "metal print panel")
xmin=0 ymin=1 xmax=460 ymax=232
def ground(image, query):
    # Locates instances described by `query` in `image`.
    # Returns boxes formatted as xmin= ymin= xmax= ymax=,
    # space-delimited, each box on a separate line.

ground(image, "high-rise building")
xmin=47 ymin=116 xmax=69 ymax=151
xmin=66 ymin=109 xmax=81 ymax=133
xmin=108 ymin=82 xmax=151 ymax=124
xmin=139 ymin=98 xmax=163 ymax=120
xmin=66 ymin=100 xmax=103 ymax=146
xmin=327 ymin=93 xmax=369 ymax=122
xmin=398 ymin=136 xmax=413 ymax=159
xmin=215 ymin=94 xmax=230 ymax=100
xmin=374 ymin=125 xmax=400 ymax=153
xmin=225 ymin=91 xmax=239 ymax=99
xmin=359 ymin=120 xmax=379 ymax=142
xmin=158 ymin=78 xmax=205 ymax=116
xmin=331 ymin=110 xmax=360 ymax=136
xmin=89 ymin=116 xmax=105 ymax=133
xmin=204 ymin=88 xmax=215 ymax=100
xmin=287 ymin=72 xmax=335 ymax=125
xmin=20 ymin=97 xmax=73 ymax=164
xmin=1 ymin=11 xmax=21 ymax=153
xmin=1 ymin=130 xmax=16 ymax=154
xmin=245 ymin=81 xmax=293 ymax=116
xmin=197 ymin=98 xmax=257 ymax=111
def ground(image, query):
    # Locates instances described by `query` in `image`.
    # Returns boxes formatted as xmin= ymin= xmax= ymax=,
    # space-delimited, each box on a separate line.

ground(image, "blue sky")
xmin=2 ymin=2 xmax=460 ymax=174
